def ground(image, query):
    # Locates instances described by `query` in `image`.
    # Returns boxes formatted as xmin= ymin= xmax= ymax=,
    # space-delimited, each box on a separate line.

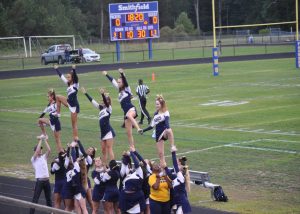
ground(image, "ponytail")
xmin=156 ymin=94 xmax=167 ymax=112
xmin=184 ymin=166 xmax=191 ymax=193
xmin=48 ymin=88 xmax=56 ymax=101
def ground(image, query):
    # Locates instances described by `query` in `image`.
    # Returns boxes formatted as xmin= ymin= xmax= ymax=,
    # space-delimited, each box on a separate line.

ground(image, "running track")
xmin=0 ymin=176 xmax=233 ymax=214
xmin=0 ymin=52 xmax=293 ymax=80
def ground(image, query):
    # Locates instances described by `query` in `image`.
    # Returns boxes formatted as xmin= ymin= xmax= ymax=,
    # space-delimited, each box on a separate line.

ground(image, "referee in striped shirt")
xmin=136 ymin=79 xmax=151 ymax=124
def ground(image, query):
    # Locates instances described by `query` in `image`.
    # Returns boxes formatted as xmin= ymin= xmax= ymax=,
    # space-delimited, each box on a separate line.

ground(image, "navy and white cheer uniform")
xmin=143 ymin=111 xmax=171 ymax=142
xmin=105 ymin=73 xmax=137 ymax=119
xmin=55 ymin=68 xmax=80 ymax=113
xmin=39 ymin=102 xmax=61 ymax=132
xmin=84 ymin=92 xmax=116 ymax=140
xmin=101 ymin=167 xmax=120 ymax=202
xmin=119 ymin=151 xmax=145 ymax=213
xmin=62 ymin=147 xmax=76 ymax=199
xmin=50 ymin=157 xmax=66 ymax=195
xmin=77 ymin=140 xmax=93 ymax=189
xmin=91 ymin=169 xmax=106 ymax=202
xmin=165 ymin=151 xmax=191 ymax=214
xmin=133 ymin=151 xmax=152 ymax=205
xmin=71 ymin=161 xmax=87 ymax=200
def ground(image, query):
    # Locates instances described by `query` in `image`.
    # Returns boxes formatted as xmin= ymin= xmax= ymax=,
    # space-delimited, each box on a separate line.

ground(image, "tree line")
xmin=0 ymin=0 xmax=296 ymax=40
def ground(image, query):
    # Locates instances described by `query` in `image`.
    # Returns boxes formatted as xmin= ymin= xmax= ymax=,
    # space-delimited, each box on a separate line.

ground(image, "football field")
xmin=0 ymin=58 xmax=299 ymax=213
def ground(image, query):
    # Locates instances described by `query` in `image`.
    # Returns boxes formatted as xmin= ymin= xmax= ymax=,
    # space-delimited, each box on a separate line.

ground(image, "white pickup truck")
xmin=41 ymin=44 xmax=72 ymax=65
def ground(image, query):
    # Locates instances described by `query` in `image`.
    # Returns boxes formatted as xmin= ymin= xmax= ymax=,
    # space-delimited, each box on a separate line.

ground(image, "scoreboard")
xmin=109 ymin=2 xmax=160 ymax=41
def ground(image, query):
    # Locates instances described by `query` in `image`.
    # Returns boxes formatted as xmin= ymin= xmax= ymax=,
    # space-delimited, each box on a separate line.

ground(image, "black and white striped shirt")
xmin=136 ymin=84 xmax=149 ymax=98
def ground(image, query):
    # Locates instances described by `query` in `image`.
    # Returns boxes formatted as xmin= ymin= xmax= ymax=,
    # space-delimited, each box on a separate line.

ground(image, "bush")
xmin=259 ymin=28 xmax=269 ymax=35
xmin=160 ymin=26 xmax=173 ymax=41
xmin=173 ymin=24 xmax=188 ymax=38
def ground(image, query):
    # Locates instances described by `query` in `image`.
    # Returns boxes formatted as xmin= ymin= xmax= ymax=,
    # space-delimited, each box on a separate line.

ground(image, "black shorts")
xmin=50 ymin=118 xmax=61 ymax=132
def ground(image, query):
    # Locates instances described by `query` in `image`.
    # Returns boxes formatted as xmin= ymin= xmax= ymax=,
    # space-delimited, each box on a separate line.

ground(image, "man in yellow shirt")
xmin=148 ymin=162 xmax=172 ymax=214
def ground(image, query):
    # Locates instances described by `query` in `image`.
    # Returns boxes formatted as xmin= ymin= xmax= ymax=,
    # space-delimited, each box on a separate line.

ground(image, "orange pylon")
xmin=152 ymin=72 xmax=155 ymax=82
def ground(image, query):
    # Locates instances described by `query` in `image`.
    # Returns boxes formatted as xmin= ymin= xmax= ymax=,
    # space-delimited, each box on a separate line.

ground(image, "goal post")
xmin=0 ymin=36 xmax=27 ymax=57
xmin=28 ymin=35 xmax=75 ymax=57
xmin=211 ymin=0 xmax=299 ymax=75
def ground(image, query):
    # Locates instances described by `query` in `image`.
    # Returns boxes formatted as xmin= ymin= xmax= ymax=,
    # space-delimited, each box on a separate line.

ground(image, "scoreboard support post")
xmin=296 ymin=41 xmax=300 ymax=68
xmin=116 ymin=41 xmax=121 ymax=62
xmin=148 ymin=39 xmax=153 ymax=60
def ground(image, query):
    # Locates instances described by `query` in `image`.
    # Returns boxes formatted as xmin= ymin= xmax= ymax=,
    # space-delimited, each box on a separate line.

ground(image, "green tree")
xmin=175 ymin=12 xmax=195 ymax=34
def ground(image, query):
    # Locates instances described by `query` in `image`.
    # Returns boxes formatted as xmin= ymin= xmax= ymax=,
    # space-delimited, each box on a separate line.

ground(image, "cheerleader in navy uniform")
xmin=163 ymin=147 xmax=191 ymax=214
xmin=101 ymin=159 xmax=120 ymax=214
xmin=102 ymin=69 xmax=142 ymax=149
xmin=65 ymin=142 xmax=88 ymax=214
xmin=54 ymin=64 xmax=80 ymax=140
xmin=81 ymin=87 xmax=115 ymax=166
xmin=119 ymin=148 xmax=146 ymax=214
xmin=141 ymin=95 xmax=176 ymax=165
xmin=37 ymin=89 xmax=63 ymax=152
xmin=73 ymin=157 xmax=88 ymax=214
xmin=61 ymin=145 xmax=74 ymax=211
xmin=91 ymin=157 xmax=106 ymax=214
xmin=133 ymin=150 xmax=152 ymax=214
xmin=76 ymin=139 xmax=96 ymax=210
xmin=50 ymin=151 xmax=67 ymax=209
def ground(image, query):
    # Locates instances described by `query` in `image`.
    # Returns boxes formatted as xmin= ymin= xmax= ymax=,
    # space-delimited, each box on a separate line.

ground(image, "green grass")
xmin=0 ymin=44 xmax=293 ymax=71
xmin=0 ymin=58 xmax=300 ymax=213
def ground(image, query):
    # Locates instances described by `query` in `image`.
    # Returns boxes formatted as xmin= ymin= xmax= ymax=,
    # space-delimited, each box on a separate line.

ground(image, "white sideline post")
xmin=0 ymin=36 xmax=27 ymax=57
xmin=28 ymin=35 xmax=75 ymax=57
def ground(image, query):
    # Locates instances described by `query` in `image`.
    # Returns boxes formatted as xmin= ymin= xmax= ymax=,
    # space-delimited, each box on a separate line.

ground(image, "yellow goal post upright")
xmin=211 ymin=0 xmax=299 ymax=76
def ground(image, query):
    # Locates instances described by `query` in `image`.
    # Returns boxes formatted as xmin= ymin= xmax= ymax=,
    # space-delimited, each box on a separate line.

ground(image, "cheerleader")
xmin=101 ymin=159 xmax=120 ymax=214
xmin=54 ymin=64 xmax=80 ymax=140
xmin=133 ymin=150 xmax=152 ymax=214
xmin=163 ymin=147 xmax=191 ymax=214
xmin=61 ymin=145 xmax=74 ymax=211
xmin=76 ymin=139 xmax=96 ymax=210
xmin=119 ymin=148 xmax=146 ymax=214
xmin=81 ymin=87 xmax=115 ymax=166
xmin=102 ymin=69 xmax=142 ymax=149
xmin=50 ymin=151 xmax=67 ymax=209
xmin=141 ymin=95 xmax=176 ymax=165
xmin=65 ymin=143 xmax=88 ymax=214
xmin=73 ymin=157 xmax=89 ymax=214
xmin=37 ymin=89 xmax=63 ymax=152
xmin=91 ymin=157 xmax=106 ymax=214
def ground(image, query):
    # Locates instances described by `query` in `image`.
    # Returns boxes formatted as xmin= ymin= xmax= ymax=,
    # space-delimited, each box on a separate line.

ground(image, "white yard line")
xmin=172 ymin=123 xmax=300 ymax=136
xmin=151 ymin=138 xmax=299 ymax=160
xmin=225 ymin=145 xmax=298 ymax=154
xmin=263 ymin=139 xmax=300 ymax=143
xmin=151 ymin=140 xmax=261 ymax=160
xmin=1 ymin=108 xmax=300 ymax=136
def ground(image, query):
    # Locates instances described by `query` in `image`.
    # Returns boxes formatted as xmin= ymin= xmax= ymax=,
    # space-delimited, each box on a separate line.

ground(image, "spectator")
xmin=65 ymin=48 xmax=70 ymax=64
xmin=248 ymin=34 xmax=254 ymax=44
xmin=79 ymin=46 xmax=83 ymax=63
xmin=29 ymin=137 xmax=52 ymax=214
xmin=148 ymin=162 xmax=172 ymax=214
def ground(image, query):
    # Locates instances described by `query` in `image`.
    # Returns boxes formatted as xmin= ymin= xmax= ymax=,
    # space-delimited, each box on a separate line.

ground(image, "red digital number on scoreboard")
xmin=149 ymin=16 xmax=158 ymax=24
xmin=149 ymin=29 xmax=157 ymax=37
xmin=126 ymin=31 xmax=134 ymax=39
xmin=112 ymin=18 xmax=121 ymax=27
xmin=113 ymin=32 xmax=122 ymax=39
xmin=137 ymin=30 xmax=146 ymax=38
xmin=126 ymin=13 xmax=144 ymax=22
